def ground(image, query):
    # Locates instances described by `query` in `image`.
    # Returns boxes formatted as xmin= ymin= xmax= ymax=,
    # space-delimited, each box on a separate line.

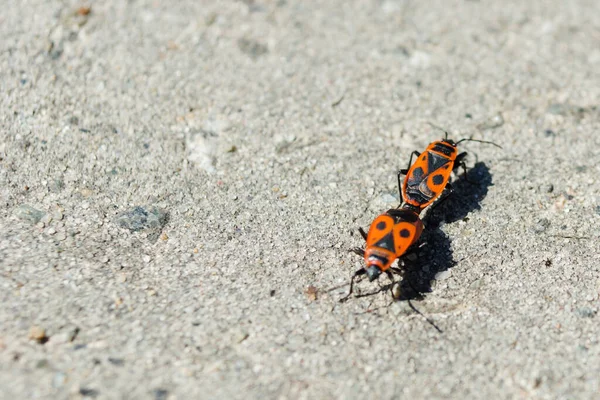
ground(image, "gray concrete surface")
xmin=1 ymin=0 xmax=600 ymax=399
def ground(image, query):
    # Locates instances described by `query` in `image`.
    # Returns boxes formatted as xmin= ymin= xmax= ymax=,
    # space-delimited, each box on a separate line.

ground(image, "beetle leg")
xmin=455 ymin=151 xmax=468 ymax=166
xmin=349 ymin=247 xmax=365 ymax=257
xmin=399 ymin=151 xmax=422 ymax=177
xmin=386 ymin=270 xmax=395 ymax=281
xmin=397 ymin=170 xmax=404 ymax=203
xmin=454 ymin=152 xmax=473 ymax=183
xmin=386 ymin=270 xmax=400 ymax=299
xmin=406 ymin=150 xmax=421 ymax=170
xmin=358 ymin=227 xmax=367 ymax=240
xmin=339 ymin=268 xmax=367 ymax=303
xmin=390 ymin=266 xmax=405 ymax=275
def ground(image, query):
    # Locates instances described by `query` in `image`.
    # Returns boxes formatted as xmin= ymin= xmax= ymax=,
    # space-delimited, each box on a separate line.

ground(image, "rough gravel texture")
xmin=2 ymin=1 xmax=600 ymax=399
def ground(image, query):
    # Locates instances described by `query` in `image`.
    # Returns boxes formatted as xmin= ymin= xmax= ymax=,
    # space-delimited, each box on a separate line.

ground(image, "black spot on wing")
xmin=376 ymin=221 xmax=387 ymax=230
xmin=406 ymin=167 xmax=425 ymax=192
xmin=400 ymin=229 xmax=410 ymax=238
xmin=412 ymin=167 xmax=424 ymax=180
xmin=432 ymin=174 xmax=444 ymax=185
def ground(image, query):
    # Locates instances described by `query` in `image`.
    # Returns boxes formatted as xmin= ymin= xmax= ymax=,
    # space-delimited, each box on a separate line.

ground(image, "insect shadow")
xmin=397 ymin=161 xmax=494 ymax=300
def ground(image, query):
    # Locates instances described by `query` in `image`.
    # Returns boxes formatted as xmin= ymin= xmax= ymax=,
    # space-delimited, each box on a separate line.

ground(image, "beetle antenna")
xmin=455 ymin=137 xmax=502 ymax=148
xmin=408 ymin=299 xmax=443 ymax=333
xmin=427 ymin=122 xmax=450 ymax=139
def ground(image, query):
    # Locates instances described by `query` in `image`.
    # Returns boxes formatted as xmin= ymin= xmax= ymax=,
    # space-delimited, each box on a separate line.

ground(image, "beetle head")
xmin=366 ymin=265 xmax=382 ymax=281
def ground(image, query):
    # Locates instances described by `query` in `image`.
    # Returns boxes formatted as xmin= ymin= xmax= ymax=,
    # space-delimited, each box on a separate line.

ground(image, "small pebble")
xmin=47 ymin=227 xmax=57 ymax=235
xmin=47 ymin=332 xmax=71 ymax=347
xmin=56 ymin=232 xmax=67 ymax=241
xmin=41 ymin=214 xmax=53 ymax=225
xmin=88 ymin=340 xmax=107 ymax=349
xmin=477 ymin=113 xmax=504 ymax=130
xmin=28 ymin=326 xmax=48 ymax=343
xmin=576 ymin=307 xmax=596 ymax=318
xmin=115 ymin=206 xmax=168 ymax=232
xmin=14 ymin=205 xmax=45 ymax=224
xmin=153 ymin=389 xmax=169 ymax=400
xmin=391 ymin=282 xmax=402 ymax=299
xmin=434 ymin=270 xmax=451 ymax=281
xmin=304 ymin=285 xmax=318 ymax=301
xmin=51 ymin=179 xmax=64 ymax=193
xmin=52 ymin=372 xmax=66 ymax=388
xmin=533 ymin=218 xmax=551 ymax=234
xmin=541 ymin=184 xmax=554 ymax=193
xmin=101 ymin=255 xmax=110 ymax=263
xmin=470 ymin=278 xmax=484 ymax=289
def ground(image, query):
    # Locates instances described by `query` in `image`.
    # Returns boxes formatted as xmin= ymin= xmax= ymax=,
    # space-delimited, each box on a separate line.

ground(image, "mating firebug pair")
xmin=340 ymin=132 xmax=501 ymax=302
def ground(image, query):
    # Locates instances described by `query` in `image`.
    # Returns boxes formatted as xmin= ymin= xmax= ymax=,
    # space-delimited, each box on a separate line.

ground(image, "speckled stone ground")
xmin=1 ymin=1 xmax=600 ymax=399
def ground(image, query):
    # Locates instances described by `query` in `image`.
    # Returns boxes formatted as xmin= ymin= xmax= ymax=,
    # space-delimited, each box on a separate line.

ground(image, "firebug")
xmin=340 ymin=206 xmax=424 ymax=302
xmin=398 ymin=131 xmax=501 ymax=211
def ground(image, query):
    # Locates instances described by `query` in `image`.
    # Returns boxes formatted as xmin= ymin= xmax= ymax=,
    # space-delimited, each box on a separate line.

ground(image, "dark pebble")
xmin=108 ymin=357 xmax=124 ymax=366
xmin=79 ymin=388 xmax=99 ymax=398
xmin=153 ymin=389 xmax=169 ymax=400
xmin=51 ymin=179 xmax=65 ymax=193
xmin=238 ymin=38 xmax=268 ymax=59
xmin=576 ymin=307 xmax=596 ymax=318
xmin=533 ymin=218 xmax=550 ymax=233
xmin=115 ymin=206 xmax=168 ymax=232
